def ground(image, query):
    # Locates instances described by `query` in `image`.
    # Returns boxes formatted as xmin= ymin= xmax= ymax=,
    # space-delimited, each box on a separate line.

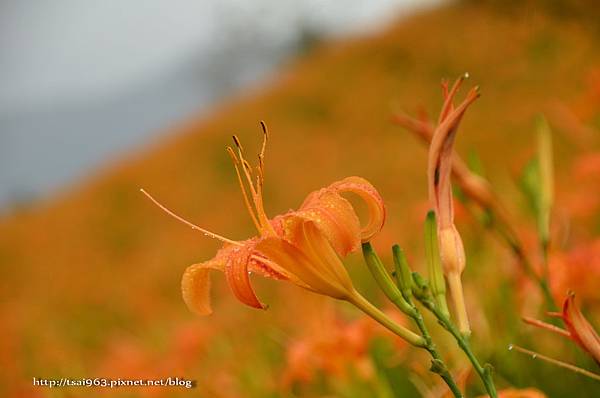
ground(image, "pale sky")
xmin=0 ymin=0 xmax=440 ymax=112
xmin=0 ymin=0 xmax=442 ymax=209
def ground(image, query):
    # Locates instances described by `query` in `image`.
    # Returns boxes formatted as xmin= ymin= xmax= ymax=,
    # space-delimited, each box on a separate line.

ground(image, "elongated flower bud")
xmin=362 ymin=242 xmax=415 ymax=316
xmin=392 ymin=245 xmax=414 ymax=301
xmin=425 ymin=211 xmax=450 ymax=318
xmin=426 ymin=78 xmax=478 ymax=335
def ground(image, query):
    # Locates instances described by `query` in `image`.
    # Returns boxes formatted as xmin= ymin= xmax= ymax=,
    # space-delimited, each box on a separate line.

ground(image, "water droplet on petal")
xmin=507 ymin=344 xmax=513 ymax=351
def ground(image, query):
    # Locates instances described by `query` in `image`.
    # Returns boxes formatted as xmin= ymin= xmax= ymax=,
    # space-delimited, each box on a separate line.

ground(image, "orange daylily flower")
xmin=523 ymin=292 xmax=600 ymax=366
xmin=142 ymin=124 xmax=386 ymax=315
xmin=427 ymin=76 xmax=480 ymax=334
xmin=560 ymin=293 xmax=600 ymax=366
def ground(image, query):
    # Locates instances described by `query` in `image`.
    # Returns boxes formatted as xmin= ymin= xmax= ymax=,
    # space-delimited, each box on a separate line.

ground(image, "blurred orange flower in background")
xmin=478 ymin=388 xmax=547 ymax=398
xmin=280 ymin=309 xmax=408 ymax=388
xmin=550 ymin=239 xmax=600 ymax=304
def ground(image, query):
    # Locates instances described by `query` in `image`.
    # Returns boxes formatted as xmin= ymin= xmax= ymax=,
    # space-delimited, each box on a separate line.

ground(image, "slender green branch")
xmin=347 ymin=291 xmax=425 ymax=348
xmin=418 ymin=296 xmax=498 ymax=398
xmin=412 ymin=305 xmax=464 ymax=398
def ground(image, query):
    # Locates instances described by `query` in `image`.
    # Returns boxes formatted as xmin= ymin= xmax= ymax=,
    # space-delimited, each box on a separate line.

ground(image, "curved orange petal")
xmin=562 ymin=293 xmax=600 ymax=365
xmin=329 ymin=176 xmax=386 ymax=242
xmin=182 ymin=241 xmax=287 ymax=315
xmin=295 ymin=190 xmax=361 ymax=256
xmin=224 ymin=242 xmax=265 ymax=310
xmin=295 ymin=176 xmax=386 ymax=257
xmin=181 ymin=256 xmax=225 ymax=316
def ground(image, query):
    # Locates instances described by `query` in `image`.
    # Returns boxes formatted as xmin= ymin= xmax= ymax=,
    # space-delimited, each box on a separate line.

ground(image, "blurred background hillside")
xmin=0 ymin=0 xmax=440 ymax=210
xmin=1 ymin=1 xmax=600 ymax=397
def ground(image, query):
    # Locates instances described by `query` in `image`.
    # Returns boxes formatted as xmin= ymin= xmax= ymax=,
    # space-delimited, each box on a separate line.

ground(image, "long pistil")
xmin=140 ymin=188 xmax=241 ymax=246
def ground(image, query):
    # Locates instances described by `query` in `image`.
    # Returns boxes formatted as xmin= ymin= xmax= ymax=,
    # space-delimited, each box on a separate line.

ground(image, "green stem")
xmin=412 ymin=307 xmax=464 ymax=397
xmin=348 ymin=292 xmax=425 ymax=348
xmin=421 ymin=299 xmax=498 ymax=398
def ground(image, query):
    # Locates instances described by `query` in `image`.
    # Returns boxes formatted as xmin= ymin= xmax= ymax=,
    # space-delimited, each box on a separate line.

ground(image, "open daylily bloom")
xmin=523 ymin=292 xmax=600 ymax=366
xmin=559 ymin=293 xmax=600 ymax=365
xmin=142 ymin=124 xmax=386 ymax=315
xmin=427 ymin=76 xmax=480 ymax=334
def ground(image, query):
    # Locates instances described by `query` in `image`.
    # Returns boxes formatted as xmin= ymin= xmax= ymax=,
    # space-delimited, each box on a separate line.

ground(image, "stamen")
xmin=257 ymin=155 xmax=265 ymax=182
xmin=242 ymin=159 xmax=254 ymax=177
xmin=232 ymin=135 xmax=259 ymax=199
xmin=231 ymin=131 xmax=276 ymax=236
xmin=259 ymin=120 xmax=269 ymax=154
xmin=232 ymin=134 xmax=244 ymax=151
xmin=257 ymin=121 xmax=268 ymax=184
xmin=227 ymin=147 xmax=261 ymax=231
xmin=140 ymin=188 xmax=241 ymax=246
xmin=240 ymin=158 xmax=261 ymax=201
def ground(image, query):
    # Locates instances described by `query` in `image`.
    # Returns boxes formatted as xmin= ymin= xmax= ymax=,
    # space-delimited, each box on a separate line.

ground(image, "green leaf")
xmin=519 ymin=115 xmax=554 ymax=247
xmin=536 ymin=115 xmax=553 ymax=246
